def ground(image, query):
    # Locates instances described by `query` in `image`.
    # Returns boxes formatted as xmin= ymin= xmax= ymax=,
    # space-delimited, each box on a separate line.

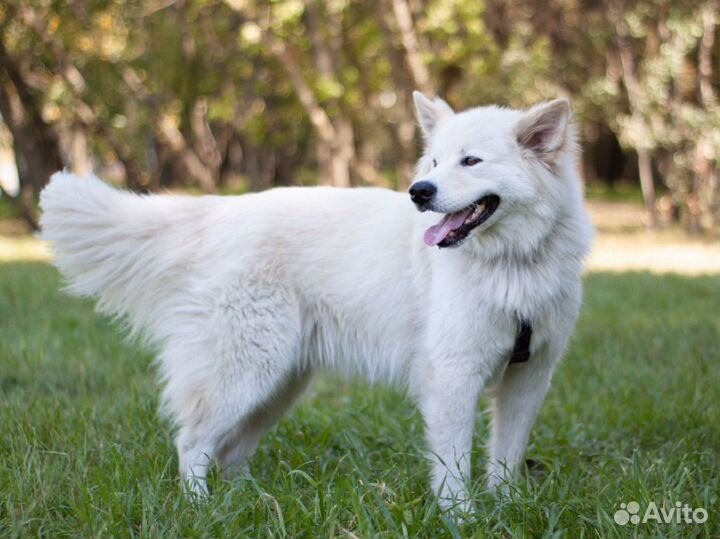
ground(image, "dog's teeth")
xmin=470 ymin=203 xmax=486 ymax=219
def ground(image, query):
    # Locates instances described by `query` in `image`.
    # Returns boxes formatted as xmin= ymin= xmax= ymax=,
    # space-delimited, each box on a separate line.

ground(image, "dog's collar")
xmin=509 ymin=318 xmax=533 ymax=364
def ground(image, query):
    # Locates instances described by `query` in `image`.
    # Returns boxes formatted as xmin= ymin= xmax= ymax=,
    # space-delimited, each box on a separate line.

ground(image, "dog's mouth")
xmin=423 ymin=195 xmax=500 ymax=248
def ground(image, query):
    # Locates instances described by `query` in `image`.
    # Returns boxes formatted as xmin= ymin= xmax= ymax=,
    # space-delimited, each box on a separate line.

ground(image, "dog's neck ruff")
xmin=509 ymin=318 xmax=533 ymax=364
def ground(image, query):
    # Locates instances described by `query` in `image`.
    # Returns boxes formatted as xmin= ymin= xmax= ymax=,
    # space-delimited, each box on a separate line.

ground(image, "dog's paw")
xmin=182 ymin=476 xmax=211 ymax=502
xmin=438 ymin=493 xmax=474 ymax=520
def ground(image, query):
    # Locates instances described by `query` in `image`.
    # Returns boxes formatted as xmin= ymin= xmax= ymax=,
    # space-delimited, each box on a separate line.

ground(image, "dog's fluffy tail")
xmin=40 ymin=171 xmax=201 ymax=338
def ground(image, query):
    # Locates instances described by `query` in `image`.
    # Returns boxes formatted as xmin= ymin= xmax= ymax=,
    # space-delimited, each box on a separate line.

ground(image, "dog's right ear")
xmin=413 ymin=91 xmax=453 ymax=138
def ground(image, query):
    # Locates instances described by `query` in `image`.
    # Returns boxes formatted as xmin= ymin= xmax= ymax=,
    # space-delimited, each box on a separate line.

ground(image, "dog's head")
xmin=409 ymin=92 xmax=579 ymax=256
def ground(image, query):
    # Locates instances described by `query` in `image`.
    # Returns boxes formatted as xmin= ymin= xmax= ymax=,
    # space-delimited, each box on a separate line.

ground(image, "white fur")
xmin=39 ymin=95 xmax=593 ymax=510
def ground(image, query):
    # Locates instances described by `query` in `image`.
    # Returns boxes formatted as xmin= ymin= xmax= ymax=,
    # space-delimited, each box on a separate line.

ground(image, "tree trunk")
xmin=609 ymin=0 xmax=658 ymax=228
xmin=691 ymin=0 xmax=719 ymax=233
xmin=389 ymin=0 xmax=431 ymax=94
xmin=303 ymin=0 xmax=356 ymax=186
xmin=331 ymin=119 xmax=353 ymax=188
xmin=268 ymin=39 xmax=352 ymax=187
xmin=0 ymin=40 xmax=64 ymax=229
xmin=69 ymin=122 xmax=91 ymax=175
xmin=376 ymin=0 xmax=426 ymax=186
xmin=637 ymin=149 xmax=656 ymax=228
xmin=155 ymin=113 xmax=217 ymax=192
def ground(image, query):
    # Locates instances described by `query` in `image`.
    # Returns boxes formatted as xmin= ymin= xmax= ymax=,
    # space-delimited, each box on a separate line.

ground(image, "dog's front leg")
xmin=487 ymin=347 xmax=558 ymax=492
xmin=419 ymin=364 xmax=484 ymax=511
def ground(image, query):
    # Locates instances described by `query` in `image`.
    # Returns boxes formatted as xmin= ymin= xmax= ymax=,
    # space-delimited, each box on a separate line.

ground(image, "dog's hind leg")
xmin=176 ymin=423 xmax=218 ymax=498
xmin=169 ymin=273 xmax=304 ymax=497
xmin=176 ymin=368 xmax=309 ymax=497
xmin=218 ymin=368 xmax=312 ymax=479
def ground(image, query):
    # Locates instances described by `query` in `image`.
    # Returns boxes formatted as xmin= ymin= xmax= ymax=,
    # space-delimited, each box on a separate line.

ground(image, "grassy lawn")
xmin=1 ymin=262 xmax=718 ymax=538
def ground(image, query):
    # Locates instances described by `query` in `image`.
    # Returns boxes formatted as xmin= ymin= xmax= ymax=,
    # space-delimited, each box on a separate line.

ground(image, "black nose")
xmin=409 ymin=181 xmax=437 ymax=207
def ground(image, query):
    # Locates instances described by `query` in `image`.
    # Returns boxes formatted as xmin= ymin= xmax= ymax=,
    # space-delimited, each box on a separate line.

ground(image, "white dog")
xmin=40 ymin=92 xmax=592 ymax=510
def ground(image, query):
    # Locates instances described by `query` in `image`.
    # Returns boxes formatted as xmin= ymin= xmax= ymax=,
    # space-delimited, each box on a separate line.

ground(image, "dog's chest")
xmin=433 ymin=256 xmax=571 ymax=355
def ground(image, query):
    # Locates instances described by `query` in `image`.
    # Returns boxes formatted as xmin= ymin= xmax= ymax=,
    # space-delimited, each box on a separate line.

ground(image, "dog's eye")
xmin=461 ymin=156 xmax=482 ymax=166
xmin=432 ymin=159 xmax=437 ymax=168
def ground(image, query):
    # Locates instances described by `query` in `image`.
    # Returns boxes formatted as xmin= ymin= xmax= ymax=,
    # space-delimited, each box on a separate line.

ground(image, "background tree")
xmin=0 ymin=0 xmax=718 ymax=234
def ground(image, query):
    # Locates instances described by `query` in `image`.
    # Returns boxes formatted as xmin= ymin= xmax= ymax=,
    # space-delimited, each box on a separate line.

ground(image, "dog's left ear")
xmin=413 ymin=91 xmax=454 ymax=138
xmin=515 ymin=98 xmax=571 ymax=165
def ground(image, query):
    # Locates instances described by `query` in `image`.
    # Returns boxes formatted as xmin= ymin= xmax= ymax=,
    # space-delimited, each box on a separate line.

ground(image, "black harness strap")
xmin=509 ymin=318 xmax=533 ymax=364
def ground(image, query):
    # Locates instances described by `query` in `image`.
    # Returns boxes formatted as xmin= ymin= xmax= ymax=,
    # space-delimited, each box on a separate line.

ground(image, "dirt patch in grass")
xmin=585 ymin=201 xmax=720 ymax=275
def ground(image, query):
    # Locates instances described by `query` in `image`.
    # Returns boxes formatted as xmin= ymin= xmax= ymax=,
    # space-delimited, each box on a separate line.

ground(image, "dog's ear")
xmin=515 ymin=98 xmax=571 ymax=165
xmin=413 ymin=91 xmax=453 ymax=138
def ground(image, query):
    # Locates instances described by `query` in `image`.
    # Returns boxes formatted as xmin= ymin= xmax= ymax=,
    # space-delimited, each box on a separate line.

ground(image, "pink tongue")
xmin=423 ymin=208 xmax=472 ymax=246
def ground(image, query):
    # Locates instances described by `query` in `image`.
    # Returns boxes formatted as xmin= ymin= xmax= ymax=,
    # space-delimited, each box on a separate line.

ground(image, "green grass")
xmin=0 ymin=197 xmax=15 ymax=221
xmin=1 ymin=263 xmax=718 ymax=538
xmin=584 ymin=182 xmax=648 ymax=204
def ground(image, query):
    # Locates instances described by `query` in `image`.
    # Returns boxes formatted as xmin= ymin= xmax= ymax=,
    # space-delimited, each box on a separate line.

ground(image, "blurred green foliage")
xmin=0 ymin=0 xmax=718 ymax=232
